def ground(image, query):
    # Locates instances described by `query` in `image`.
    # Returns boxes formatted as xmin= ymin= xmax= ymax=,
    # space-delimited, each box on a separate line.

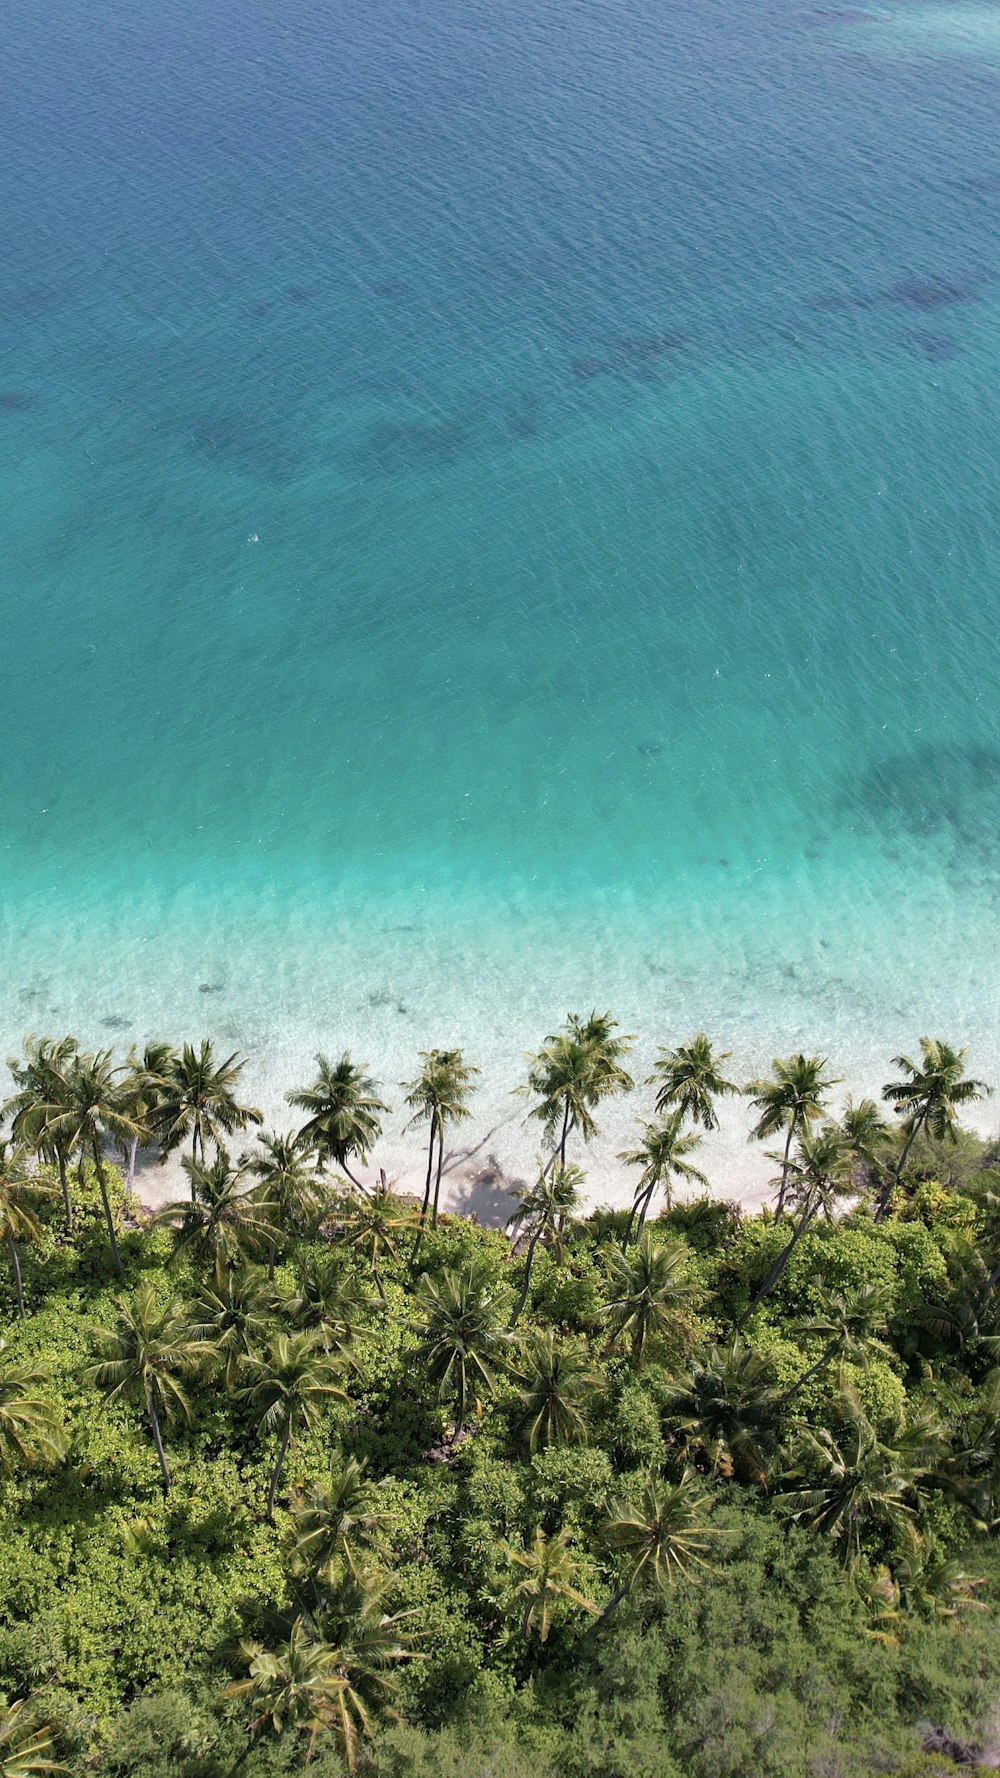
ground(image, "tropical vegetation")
xmin=0 ymin=1025 xmax=997 ymax=1776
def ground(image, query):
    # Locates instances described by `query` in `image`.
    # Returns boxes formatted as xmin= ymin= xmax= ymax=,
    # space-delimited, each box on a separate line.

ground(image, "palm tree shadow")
xmin=442 ymin=1154 xmax=526 ymax=1229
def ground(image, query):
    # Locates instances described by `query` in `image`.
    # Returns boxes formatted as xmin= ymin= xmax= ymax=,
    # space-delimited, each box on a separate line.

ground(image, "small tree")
xmin=522 ymin=1012 xmax=634 ymax=1173
xmin=88 ymin=1280 xmax=203 ymax=1489
xmin=0 ymin=1144 xmax=54 ymax=1319
xmin=287 ymin=1054 xmax=390 ymax=1189
xmin=412 ymin=1266 xmax=515 ymax=1436
xmin=601 ymin=1468 xmax=720 ymax=1617
xmin=649 ymin=1033 xmax=740 ymax=1129
xmin=503 ymin=1526 xmax=598 ymax=1642
xmin=402 ymin=1049 xmax=479 ymax=1260
xmin=149 ymin=1040 xmax=261 ymax=1175
xmin=0 ymin=1346 xmax=66 ymax=1477
xmin=601 ymin=1234 xmax=702 ymax=1366
xmin=4 ymin=1034 xmax=80 ymax=1231
xmin=878 ymin=1038 xmax=990 ymax=1219
xmin=746 ymin=1054 xmax=839 ymax=1217
xmin=242 ymin=1333 xmax=347 ymax=1521
xmin=619 ymin=1111 xmax=708 ymax=1245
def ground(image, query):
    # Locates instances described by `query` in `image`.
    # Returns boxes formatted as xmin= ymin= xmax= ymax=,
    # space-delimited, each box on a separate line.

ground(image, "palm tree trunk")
xmin=431 ymin=1126 xmax=446 ymax=1229
xmin=739 ymin=1190 xmax=818 ymax=1327
xmin=542 ymin=1100 xmax=573 ymax=1178
xmin=92 ymin=1141 xmax=122 ymax=1277
xmin=598 ymin=1581 xmax=631 ymax=1623
xmin=267 ymin=1238 xmax=276 ymax=1282
xmin=125 ymin=1137 xmax=139 ymax=1193
xmin=411 ymin=1115 xmax=438 ymax=1267
xmin=559 ymin=1099 xmax=572 ymax=1169
xmin=777 ymin=1336 xmax=841 ymax=1406
xmin=776 ymin=1122 xmax=796 ymax=1219
xmin=875 ymin=1116 xmax=923 ymax=1222
xmin=267 ymin=1420 xmax=292 ymax=1521
xmin=635 ymin=1184 xmax=657 ymax=1242
xmin=147 ymin=1393 xmax=171 ymax=1489
xmin=372 ymin=1261 xmax=387 ymax=1304
xmin=455 ymin=1366 xmax=467 ymax=1439
xmin=509 ymin=1228 xmax=542 ymax=1327
xmin=191 ymin=1124 xmax=199 ymax=1198
xmin=6 ymin=1234 xmax=24 ymax=1319
xmin=57 ymin=1150 xmax=73 ymax=1232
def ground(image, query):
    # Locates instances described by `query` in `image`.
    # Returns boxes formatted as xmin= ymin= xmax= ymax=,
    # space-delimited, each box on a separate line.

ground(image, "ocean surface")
xmin=2 ymin=0 xmax=999 ymax=1198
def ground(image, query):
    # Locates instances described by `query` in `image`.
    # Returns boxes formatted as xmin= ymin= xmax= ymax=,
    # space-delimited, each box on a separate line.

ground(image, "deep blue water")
xmin=1 ymin=0 xmax=998 ymax=1165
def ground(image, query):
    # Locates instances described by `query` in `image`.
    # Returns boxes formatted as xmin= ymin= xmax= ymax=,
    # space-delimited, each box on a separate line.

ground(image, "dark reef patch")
xmin=905 ymin=330 xmax=959 ymax=362
xmin=372 ymin=280 xmax=411 ymax=300
xmin=101 ymin=1014 xmax=132 ymax=1031
xmin=284 ymin=284 xmax=322 ymax=305
xmin=199 ymin=982 xmax=225 ymax=995
xmin=637 ymin=740 xmax=664 ymax=757
xmin=853 ymin=742 xmax=1000 ymax=850
xmin=807 ymin=8 xmax=879 ymax=20
xmin=357 ymin=417 xmax=469 ymax=475
xmin=886 ymin=277 xmax=977 ymax=311
xmin=508 ymin=403 xmax=541 ymax=439
xmin=3 ymin=285 xmax=66 ymax=318
xmin=0 ymin=391 xmax=34 ymax=412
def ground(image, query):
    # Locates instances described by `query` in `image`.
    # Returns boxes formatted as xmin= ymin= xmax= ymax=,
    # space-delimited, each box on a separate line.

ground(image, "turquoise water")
xmin=2 ymin=0 xmax=999 ymax=1188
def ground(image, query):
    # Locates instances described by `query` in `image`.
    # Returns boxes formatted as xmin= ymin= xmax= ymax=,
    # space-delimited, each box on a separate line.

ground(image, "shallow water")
xmin=2 ymin=0 xmax=998 ymax=1197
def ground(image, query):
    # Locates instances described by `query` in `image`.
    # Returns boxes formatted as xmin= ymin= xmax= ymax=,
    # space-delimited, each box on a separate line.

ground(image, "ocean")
xmin=2 ymin=0 xmax=999 ymax=1200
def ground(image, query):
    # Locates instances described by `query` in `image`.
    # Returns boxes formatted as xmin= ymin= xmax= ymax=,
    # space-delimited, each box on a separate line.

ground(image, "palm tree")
xmin=739 ymin=1126 xmax=850 ymax=1325
xmin=666 ymin=1340 xmax=780 ymax=1483
xmin=4 ymin=1034 xmax=80 ymax=1229
xmin=403 ymin=1049 xmax=479 ymax=1259
xmin=0 ymin=1698 xmax=67 ymax=1776
xmin=522 ymin=1012 xmax=634 ymax=1173
xmin=242 ymin=1333 xmax=347 ymax=1520
xmin=507 ymin=1164 xmax=583 ymax=1327
xmin=88 ymin=1279 xmax=204 ymax=1489
xmin=649 ymin=1033 xmax=740 ymax=1130
xmin=149 ymin=1040 xmax=261 ymax=1175
xmin=600 ymin=1469 xmax=720 ymax=1618
xmin=157 ymin=1148 xmax=278 ymax=1274
xmin=839 ymin=1096 xmax=893 ymax=1192
xmin=36 ymin=1049 xmax=146 ymax=1277
xmin=775 ymin=1409 xmax=917 ymax=1567
xmin=120 ymin=1040 xmax=178 ymax=1190
xmin=228 ymin=1585 xmax=414 ymax=1773
xmin=779 ymin=1281 xmax=892 ymax=1405
xmin=503 ymin=1526 xmax=599 ymax=1642
xmin=337 ymin=1172 xmax=421 ymax=1302
xmin=0 ymin=1145 xmax=54 ymax=1320
xmin=411 ymin=1266 xmax=515 ymax=1437
xmin=0 ymin=1346 xmax=65 ymax=1476
xmin=289 ymin=1455 xmax=393 ymax=1581
xmin=514 ymin=1330 xmax=600 ymax=1453
xmin=226 ymin=1618 xmax=364 ymax=1771
xmin=619 ymin=1111 xmax=709 ymax=1246
xmin=281 ymin=1254 xmax=373 ymax=1362
xmin=878 ymin=1039 xmax=990 ymax=1220
xmin=601 ymin=1234 xmax=702 ymax=1366
xmin=746 ymin=1054 xmax=840 ymax=1217
xmin=287 ymin=1054 xmax=390 ymax=1189
xmin=190 ymin=1262 xmax=273 ymax=1391
xmin=244 ymin=1131 xmax=321 ymax=1278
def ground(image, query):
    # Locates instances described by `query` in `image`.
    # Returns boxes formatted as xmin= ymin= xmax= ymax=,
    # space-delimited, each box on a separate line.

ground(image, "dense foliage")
xmin=0 ymin=1025 xmax=999 ymax=1777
